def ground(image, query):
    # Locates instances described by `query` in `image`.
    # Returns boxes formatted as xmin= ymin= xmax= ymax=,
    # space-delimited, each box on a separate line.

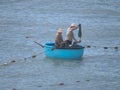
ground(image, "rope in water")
xmin=85 ymin=45 xmax=119 ymax=50
xmin=0 ymin=51 xmax=44 ymax=66
xmin=0 ymin=45 xmax=119 ymax=66
xmin=24 ymin=51 xmax=44 ymax=60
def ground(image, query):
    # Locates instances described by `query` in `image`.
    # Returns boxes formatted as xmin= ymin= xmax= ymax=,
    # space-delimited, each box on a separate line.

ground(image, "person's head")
xmin=70 ymin=23 xmax=77 ymax=30
xmin=57 ymin=28 xmax=62 ymax=34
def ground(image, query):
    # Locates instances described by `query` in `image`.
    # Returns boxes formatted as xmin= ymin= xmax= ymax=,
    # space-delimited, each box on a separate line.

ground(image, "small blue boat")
xmin=43 ymin=42 xmax=84 ymax=59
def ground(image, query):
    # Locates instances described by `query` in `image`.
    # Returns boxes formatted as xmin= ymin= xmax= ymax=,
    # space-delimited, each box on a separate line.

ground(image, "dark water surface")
xmin=0 ymin=0 xmax=120 ymax=90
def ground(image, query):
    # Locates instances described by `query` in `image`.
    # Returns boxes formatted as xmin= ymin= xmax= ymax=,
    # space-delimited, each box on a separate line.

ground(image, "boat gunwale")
xmin=44 ymin=42 xmax=85 ymax=50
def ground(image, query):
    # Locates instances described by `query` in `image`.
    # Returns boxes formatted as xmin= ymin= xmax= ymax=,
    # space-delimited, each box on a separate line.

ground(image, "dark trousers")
xmin=65 ymin=40 xmax=72 ymax=45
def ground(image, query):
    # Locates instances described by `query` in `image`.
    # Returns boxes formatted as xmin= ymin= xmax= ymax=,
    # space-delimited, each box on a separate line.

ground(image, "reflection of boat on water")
xmin=43 ymin=42 xmax=84 ymax=59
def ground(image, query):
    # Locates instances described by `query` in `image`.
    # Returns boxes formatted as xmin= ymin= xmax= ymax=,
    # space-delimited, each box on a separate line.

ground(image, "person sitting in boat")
xmin=65 ymin=23 xmax=81 ymax=45
xmin=54 ymin=28 xmax=63 ymax=48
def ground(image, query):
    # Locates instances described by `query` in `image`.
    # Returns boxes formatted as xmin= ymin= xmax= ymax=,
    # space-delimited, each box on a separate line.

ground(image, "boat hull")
xmin=44 ymin=42 xmax=84 ymax=59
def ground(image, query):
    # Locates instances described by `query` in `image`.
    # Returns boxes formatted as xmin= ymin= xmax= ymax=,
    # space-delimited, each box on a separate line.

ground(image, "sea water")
xmin=0 ymin=0 xmax=120 ymax=90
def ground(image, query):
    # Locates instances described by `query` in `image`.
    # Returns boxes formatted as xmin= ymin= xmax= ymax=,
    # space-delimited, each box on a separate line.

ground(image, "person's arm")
xmin=72 ymin=32 xmax=81 ymax=43
xmin=72 ymin=33 xmax=78 ymax=42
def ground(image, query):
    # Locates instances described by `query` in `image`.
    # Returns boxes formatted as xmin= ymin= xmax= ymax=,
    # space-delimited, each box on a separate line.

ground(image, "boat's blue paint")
xmin=43 ymin=42 xmax=84 ymax=59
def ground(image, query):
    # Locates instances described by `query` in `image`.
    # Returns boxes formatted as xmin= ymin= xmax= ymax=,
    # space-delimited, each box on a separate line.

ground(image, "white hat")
xmin=57 ymin=28 xmax=62 ymax=33
xmin=70 ymin=23 xmax=77 ymax=27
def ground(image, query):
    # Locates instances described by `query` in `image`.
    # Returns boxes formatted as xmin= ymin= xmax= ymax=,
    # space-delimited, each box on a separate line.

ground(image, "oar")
xmin=26 ymin=37 xmax=44 ymax=48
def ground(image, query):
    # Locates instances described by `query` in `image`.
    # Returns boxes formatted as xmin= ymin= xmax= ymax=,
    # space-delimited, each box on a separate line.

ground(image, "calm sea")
xmin=0 ymin=0 xmax=120 ymax=90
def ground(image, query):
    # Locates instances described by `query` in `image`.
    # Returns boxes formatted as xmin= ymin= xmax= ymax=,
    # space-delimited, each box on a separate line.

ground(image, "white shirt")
xmin=66 ymin=26 xmax=78 ymax=41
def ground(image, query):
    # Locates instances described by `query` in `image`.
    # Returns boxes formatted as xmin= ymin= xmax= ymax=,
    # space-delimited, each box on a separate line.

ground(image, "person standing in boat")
xmin=54 ymin=28 xmax=63 ymax=48
xmin=65 ymin=23 xmax=81 ymax=45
